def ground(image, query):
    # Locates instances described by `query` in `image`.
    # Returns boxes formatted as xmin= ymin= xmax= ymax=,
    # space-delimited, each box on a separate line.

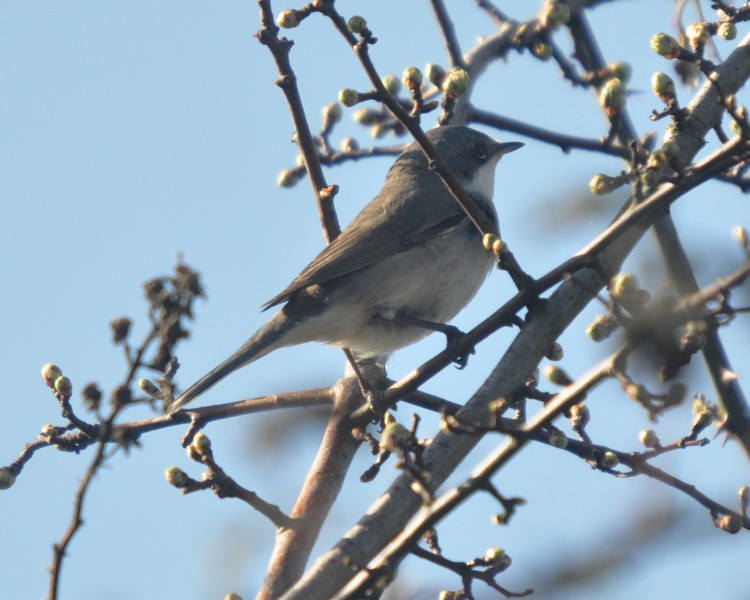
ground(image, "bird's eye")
xmin=473 ymin=142 xmax=487 ymax=160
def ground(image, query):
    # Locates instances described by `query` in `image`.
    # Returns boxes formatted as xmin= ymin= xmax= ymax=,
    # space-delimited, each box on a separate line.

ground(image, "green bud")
xmin=276 ymin=168 xmax=302 ymax=188
xmin=686 ymin=22 xmax=711 ymax=50
xmin=610 ymin=272 xmax=639 ymax=300
xmin=54 ymin=375 xmax=73 ymax=396
xmin=718 ymin=514 xmax=742 ymax=534
xmin=570 ymin=403 xmax=590 ymax=429
xmin=718 ymin=21 xmax=737 ymax=41
xmin=651 ymin=72 xmax=676 ymax=102
xmin=0 ymin=467 xmax=16 ymax=490
xmin=138 ymin=378 xmax=161 ymax=397
xmin=347 ymin=15 xmax=367 ymax=34
xmin=606 ymin=61 xmax=632 ymax=83
xmin=639 ymin=169 xmax=661 ymax=189
xmin=425 ymin=63 xmax=446 ymax=87
xmin=370 ymin=123 xmax=387 ymax=139
xmin=548 ymin=428 xmax=568 ymax=448
xmin=545 ymin=365 xmax=573 ymax=386
xmin=680 ymin=330 xmax=706 ymax=354
xmin=599 ymin=78 xmax=627 ymax=117
xmin=651 ymin=33 xmax=682 ymax=59
xmin=732 ymin=225 xmax=748 ymax=248
xmin=647 ymin=148 xmax=667 ymax=170
xmin=540 ymin=1 xmax=571 ymax=29
xmin=546 ymin=342 xmax=564 ymax=361
xmin=441 ymin=68 xmax=471 ymax=97
xmin=341 ymin=137 xmax=359 ymax=152
xmin=625 ymin=382 xmax=649 ymax=404
xmin=639 ymin=428 xmax=659 ymax=448
xmin=192 ymin=432 xmax=211 ymax=455
xmin=41 ymin=424 xmax=62 ymax=437
xmin=164 ymin=466 xmax=189 ymax=488
xmin=586 ymin=314 xmax=617 ymax=342
xmin=482 ymin=233 xmax=499 ymax=251
xmin=402 ymin=66 xmax=423 ymax=90
xmin=491 ymin=238 xmax=507 ymax=257
xmin=531 ymin=41 xmax=553 ymax=60
xmin=42 ymin=363 xmax=63 ymax=388
xmin=353 ymin=108 xmax=378 ymax=125
xmin=322 ymin=102 xmax=342 ymax=125
xmin=601 ymin=451 xmax=619 ymax=468
xmin=589 ymin=173 xmax=620 ymax=195
xmin=483 ymin=546 xmax=508 ymax=566
xmin=661 ymin=139 xmax=680 ymax=160
xmin=338 ymin=88 xmax=360 ymax=107
xmin=380 ymin=422 xmax=410 ymax=452
xmin=276 ymin=9 xmax=300 ymax=29
xmin=381 ymin=74 xmax=401 ymax=96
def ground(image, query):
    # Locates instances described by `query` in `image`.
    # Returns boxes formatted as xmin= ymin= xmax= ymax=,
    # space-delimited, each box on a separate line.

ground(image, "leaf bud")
xmin=338 ymin=88 xmax=360 ymax=107
xmin=402 ymin=66 xmax=423 ymax=91
xmin=42 ymin=363 xmax=63 ymax=388
xmin=347 ymin=15 xmax=367 ymax=34
xmin=651 ymin=71 xmax=676 ymax=102
xmin=164 ymin=466 xmax=189 ymax=488
xmin=425 ymin=63 xmax=446 ymax=87
xmin=54 ymin=376 xmax=73 ymax=396
xmin=441 ymin=68 xmax=471 ymax=98
xmin=276 ymin=9 xmax=300 ymax=29
xmin=599 ymin=78 xmax=627 ymax=117
xmin=651 ymin=33 xmax=682 ymax=59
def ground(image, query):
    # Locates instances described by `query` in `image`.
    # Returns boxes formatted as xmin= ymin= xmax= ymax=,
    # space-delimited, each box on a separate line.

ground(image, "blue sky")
xmin=2 ymin=2 xmax=749 ymax=599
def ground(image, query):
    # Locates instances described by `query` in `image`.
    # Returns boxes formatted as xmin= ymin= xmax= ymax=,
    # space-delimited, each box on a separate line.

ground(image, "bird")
xmin=167 ymin=125 xmax=522 ymax=412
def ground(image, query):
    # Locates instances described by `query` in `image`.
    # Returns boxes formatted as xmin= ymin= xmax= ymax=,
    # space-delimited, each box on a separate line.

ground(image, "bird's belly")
xmin=316 ymin=231 xmax=495 ymax=356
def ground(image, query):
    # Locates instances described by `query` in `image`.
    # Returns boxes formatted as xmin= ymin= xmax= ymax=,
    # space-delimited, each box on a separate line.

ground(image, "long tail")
xmin=167 ymin=311 xmax=295 ymax=413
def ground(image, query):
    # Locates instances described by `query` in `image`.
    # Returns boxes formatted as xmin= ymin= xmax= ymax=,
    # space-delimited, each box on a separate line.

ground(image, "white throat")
xmin=463 ymin=157 xmax=500 ymax=199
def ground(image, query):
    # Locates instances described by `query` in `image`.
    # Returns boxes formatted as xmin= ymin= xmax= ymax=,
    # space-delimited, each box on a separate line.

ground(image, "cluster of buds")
xmin=186 ymin=432 xmax=213 ymax=462
xmin=42 ymin=362 xmax=72 ymax=397
xmin=482 ymin=232 xmax=508 ymax=258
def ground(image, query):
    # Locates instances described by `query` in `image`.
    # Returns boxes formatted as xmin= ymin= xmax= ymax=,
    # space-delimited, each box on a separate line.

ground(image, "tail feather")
xmin=167 ymin=311 xmax=295 ymax=413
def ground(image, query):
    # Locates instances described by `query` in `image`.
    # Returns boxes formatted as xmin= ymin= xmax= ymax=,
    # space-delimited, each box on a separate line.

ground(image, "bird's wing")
xmin=263 ymin=170 xmax=470 ymax=309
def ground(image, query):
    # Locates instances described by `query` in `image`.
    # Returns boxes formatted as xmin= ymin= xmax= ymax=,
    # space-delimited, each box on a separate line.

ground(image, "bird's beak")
xmin=495 ymin=141 xmax=524 ymax=157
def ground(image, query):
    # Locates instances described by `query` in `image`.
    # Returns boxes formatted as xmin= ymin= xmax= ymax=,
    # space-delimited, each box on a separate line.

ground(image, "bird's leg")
xmin=390 ymin=314 xmax=474 ymax=369
xmin=343 ymin=350 xmax=389 ymax=416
